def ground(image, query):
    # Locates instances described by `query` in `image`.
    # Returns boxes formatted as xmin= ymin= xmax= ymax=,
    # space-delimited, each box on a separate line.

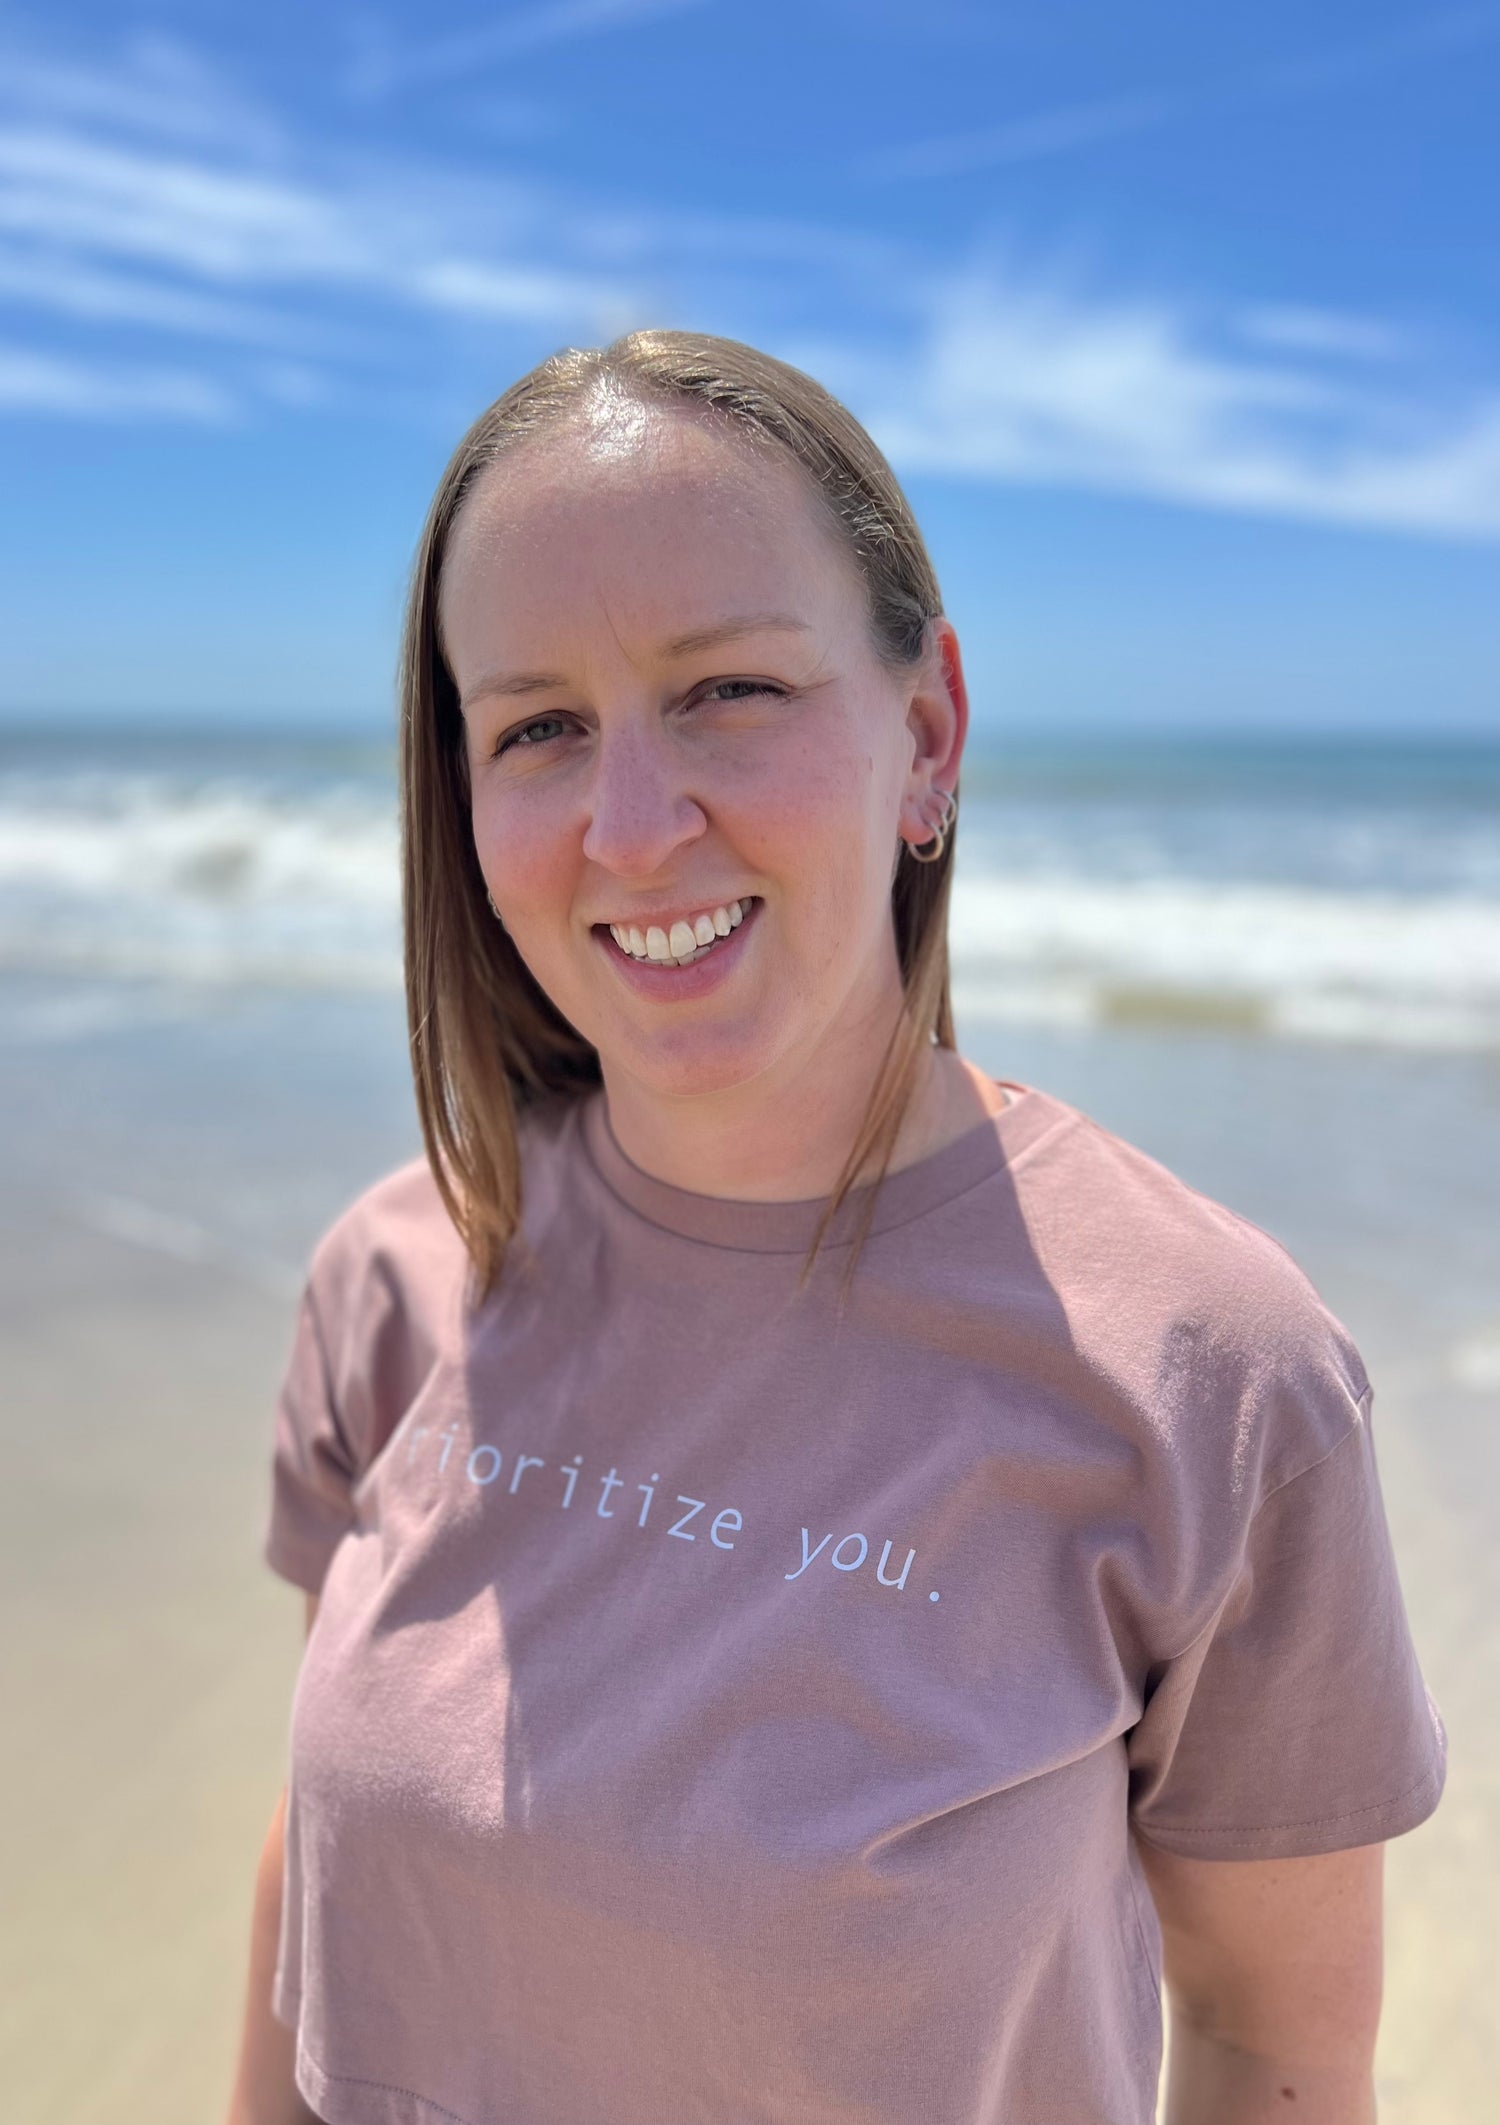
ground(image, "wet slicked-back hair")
xmin=399 ymin=328 xmax=959 ymax=1304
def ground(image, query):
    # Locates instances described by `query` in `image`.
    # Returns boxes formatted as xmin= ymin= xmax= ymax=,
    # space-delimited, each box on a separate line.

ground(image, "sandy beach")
xmin=0 ymin=973 xmax=1493 ymax=2124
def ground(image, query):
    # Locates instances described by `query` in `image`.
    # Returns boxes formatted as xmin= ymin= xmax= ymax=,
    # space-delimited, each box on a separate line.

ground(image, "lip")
xmin=593 ymin=895 xmax=761 ymax=999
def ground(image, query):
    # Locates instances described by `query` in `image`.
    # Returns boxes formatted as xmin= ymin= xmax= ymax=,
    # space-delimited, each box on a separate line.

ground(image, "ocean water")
xmin=2 ymin=725 xmax=1496 ymax=2124
xmin=2 ymin=724 xmax=1496 ymax=1052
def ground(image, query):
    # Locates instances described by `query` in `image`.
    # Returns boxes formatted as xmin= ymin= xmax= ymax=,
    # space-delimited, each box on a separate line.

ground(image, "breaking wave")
xmin=2 ymin=733 xmax=1496 ymax=1051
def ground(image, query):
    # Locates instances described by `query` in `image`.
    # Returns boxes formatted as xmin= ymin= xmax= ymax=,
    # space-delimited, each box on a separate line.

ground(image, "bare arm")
xmin=1136 ymin=1835 xmax=1385 ymax=2125
xmin=224 ymin=1592 xmax=323 ymax=2125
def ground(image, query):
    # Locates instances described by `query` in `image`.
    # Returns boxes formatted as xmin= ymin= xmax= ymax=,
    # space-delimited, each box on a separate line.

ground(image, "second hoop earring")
xmin=907 ymin=787 xmax=957 ymax=864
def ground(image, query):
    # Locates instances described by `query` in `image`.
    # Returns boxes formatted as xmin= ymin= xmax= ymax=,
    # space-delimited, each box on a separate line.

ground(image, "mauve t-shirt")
xmin=263 ymin=1077 xmax=1446 ymax=2125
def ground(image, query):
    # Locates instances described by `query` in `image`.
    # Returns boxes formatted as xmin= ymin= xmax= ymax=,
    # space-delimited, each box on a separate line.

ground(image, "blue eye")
xmin=496 ymin=715 xmax=567 ymax=756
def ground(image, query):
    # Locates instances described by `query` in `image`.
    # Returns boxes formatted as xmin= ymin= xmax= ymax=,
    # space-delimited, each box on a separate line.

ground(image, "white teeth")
xmin=607 ymin=897 xmax=754 ymax=963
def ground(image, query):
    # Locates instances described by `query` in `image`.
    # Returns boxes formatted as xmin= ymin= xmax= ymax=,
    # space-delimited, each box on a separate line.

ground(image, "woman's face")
xmin=440 ymin=401 xmax=964 ymax=1106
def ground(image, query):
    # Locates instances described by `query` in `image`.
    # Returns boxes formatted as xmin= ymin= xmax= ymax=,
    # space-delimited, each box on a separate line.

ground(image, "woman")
xmin=228 ymin=331 xmax=1445 ymax=2125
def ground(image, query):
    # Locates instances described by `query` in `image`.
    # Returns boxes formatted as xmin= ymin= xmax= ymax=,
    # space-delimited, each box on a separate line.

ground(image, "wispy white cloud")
xmin=0 ymin=27 xmax=286 ymax=154
xmin=414 ymin=257 xmax=643 ymax=329
xmin=0 ymin=23 xmax=1496 ymax=540
xmin=1238 ymin=306 xmax=1408 ymax=362
xmin=1259 ymin=5 xmax=1500 ymax=96
xmin=859 ymin=93 xmax=1174 ymax=182
xmin=345 ymin=0 xmax=710 ymax=99
xmin=0 ymin=122 xmax=636 ymax=328
xmin=252 ymin=358 xmax=332 ymax=408
xmin=0 ymin=244 xmax=325 ymax=347
xmin=0 ymin=127 xmax=366 ymax=282
xmin=0 ymin=21 xmax=642 ymax=320
xmin=870 ymin=7 xmax=1500 ymax=184
xmin=851 ymin=269 xmax=1500 ymax=541
xmin=0 ymin=341 xmax=236 ymax=419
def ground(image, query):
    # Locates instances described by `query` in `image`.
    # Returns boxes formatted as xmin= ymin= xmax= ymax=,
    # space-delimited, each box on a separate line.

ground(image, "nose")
xmin=579 ymin=721 xmax=707 ymax=879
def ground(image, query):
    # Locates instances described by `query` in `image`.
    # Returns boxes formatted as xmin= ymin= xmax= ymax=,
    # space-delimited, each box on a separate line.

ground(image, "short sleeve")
xmin=1127 ymin=1393 xmax=1447 ymax=1858
xmin=261 ymin=1279 xmax=359 ymax=1597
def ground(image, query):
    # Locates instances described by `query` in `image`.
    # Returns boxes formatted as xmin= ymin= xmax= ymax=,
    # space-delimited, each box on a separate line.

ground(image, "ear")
xmin=898 ymin=617 xmax=969 ymax=851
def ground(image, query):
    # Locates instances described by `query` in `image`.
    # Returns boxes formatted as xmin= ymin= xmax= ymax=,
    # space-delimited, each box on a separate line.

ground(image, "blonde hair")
xmin=399 ymin=327 xmax=959 ymax=1303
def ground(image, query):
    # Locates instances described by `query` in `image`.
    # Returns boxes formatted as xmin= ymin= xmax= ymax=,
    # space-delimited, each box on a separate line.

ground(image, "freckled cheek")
xmin=762 ymin=766 xmax=888 ymax=928
xmin=473 ymin=794 xmax=578 ymax=928
xmin=730 ymin=734 xmax=856 ymax=843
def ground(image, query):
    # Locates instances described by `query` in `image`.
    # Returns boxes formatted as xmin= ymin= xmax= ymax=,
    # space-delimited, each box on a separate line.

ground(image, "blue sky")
xmin=0 ymin=0 xmax=1496 ymax=733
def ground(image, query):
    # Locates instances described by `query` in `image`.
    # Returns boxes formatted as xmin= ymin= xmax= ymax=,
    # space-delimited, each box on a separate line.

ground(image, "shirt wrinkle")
xmin=261 ymin=1079 xmax=1444 ymax=2125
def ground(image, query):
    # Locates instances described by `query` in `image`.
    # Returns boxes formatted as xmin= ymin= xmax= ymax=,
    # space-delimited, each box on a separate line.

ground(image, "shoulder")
xmin=301 ymin=1097 xmax=580 ymax=1338
xmin=1020 ymin=1096 xmax=1351 ymax=1326
xmin=296 ymin=1154 xmax=467 ymax=1406
xmin=1007 ymin=1090 xmax=1370 ymax=1493
xmin=306 ymin=1153 xmax=463 ymax=1306
xmin=292 ymin=1105 xmax=590 ymax=1450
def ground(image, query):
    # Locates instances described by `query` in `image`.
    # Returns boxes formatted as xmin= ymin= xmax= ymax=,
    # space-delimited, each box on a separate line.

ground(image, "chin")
xmin=603 ymin=1025 xmax=777 ymax=1100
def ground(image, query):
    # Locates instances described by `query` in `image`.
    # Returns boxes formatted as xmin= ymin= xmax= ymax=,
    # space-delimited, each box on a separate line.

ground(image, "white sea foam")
xmin=947 ymin=873 xmax=1500 ymax=1050
xmin=1446 ymin=1328 xmax=1500 ymax=1391
xmin=2 ymin=747 xmax=1496 ymax=1051
xmin=0 ymin=767 xmax=400 ymax=988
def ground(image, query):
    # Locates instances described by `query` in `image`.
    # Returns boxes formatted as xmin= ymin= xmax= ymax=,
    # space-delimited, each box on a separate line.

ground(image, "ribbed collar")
xmin=575 ymin=1076 xmax=1066 ymax=1255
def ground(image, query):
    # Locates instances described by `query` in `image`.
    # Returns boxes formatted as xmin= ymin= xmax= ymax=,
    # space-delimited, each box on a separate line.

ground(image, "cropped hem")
xmin=295 ymin=2037 xmax=479 ymax=2125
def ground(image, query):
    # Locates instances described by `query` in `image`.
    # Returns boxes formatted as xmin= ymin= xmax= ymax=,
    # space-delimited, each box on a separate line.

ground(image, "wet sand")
xmin=0 ymin=977 xmax=1493 ymax=2123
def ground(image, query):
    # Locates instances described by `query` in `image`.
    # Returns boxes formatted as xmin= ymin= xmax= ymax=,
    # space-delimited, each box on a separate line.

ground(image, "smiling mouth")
xmin=597 ymin=896 xmax=760 ymax=968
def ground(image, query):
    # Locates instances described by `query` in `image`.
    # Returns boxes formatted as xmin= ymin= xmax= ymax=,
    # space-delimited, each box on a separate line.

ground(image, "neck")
xmin=596 ymin=992 xmax=1004 ymax=1205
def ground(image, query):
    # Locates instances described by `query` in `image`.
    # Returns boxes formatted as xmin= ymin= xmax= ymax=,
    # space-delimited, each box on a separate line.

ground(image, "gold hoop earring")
xmin=907 ymin=787 xmax=957 ymax=865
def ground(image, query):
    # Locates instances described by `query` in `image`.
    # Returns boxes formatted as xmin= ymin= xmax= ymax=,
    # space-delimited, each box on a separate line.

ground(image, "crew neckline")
xmin=576 ymin=1077 xmax=1064 ymax=1254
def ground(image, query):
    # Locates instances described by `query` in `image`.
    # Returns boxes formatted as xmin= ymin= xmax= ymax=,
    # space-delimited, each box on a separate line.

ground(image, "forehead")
xmin=438 ymin=406 xmax=861 ymax=660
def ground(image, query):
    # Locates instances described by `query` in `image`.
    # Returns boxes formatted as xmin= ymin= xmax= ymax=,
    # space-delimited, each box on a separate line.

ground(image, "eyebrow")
xmin=460 ymin=612 xmax=813 ymax=706
xmin=665 ymin=613 xmax=812 ymax=657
